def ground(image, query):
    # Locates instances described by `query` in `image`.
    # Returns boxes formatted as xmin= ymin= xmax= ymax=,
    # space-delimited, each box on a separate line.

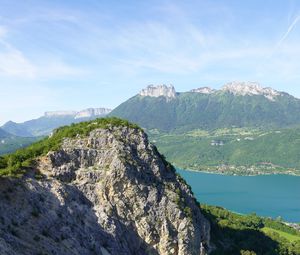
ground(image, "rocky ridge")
xmin=221 ymin=81 xmax=281 ymax=101
xmin=190 ymin=87 xmax=216 ymax=94
xmin=45 ymin=108 xmax=112 ymax=119
xmin=0 ymin=123 xmax=210 ymax=255
xmin=139 ymin=82 xmax=283 ymax=101
xmin=139 ymin=85 xmax=176 ymax=99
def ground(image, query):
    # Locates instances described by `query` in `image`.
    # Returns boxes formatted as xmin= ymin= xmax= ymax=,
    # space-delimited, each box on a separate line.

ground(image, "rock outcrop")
xmin=139 ymin=85 xmax=176 ymax=99
xmin=74 ymin=108 xmax=112 ymax=119
xmin=221 ymin=81 xmax=280 ymax=101
xmin=139 ymin=82 xmax=283 ymax=101
xmin=190 ymin=87 xmax=215 ymax=94
xmin=45 ymin=108 xmax=112 ymax=119
xmin=0 ymin=125 xmax=210 ymax=255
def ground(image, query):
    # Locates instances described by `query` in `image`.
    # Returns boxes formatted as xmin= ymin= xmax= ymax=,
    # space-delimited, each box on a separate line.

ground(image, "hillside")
xmin=0 ymin=118 xmax=299 ymax=254
xmin=0 ymin=128 xmax=39 ymax=156
xmin=0 ymin=117 xmax=140 ymax=177
xmin=110 ymin=83 xmax=300 ymax=132
xmin=0 ymin=136 xmax=39 ymax=156
xmin=150 ymin=127 xmax=300 ymax=175
xmin=0 ymin=128 xmax=11 ymax=138
xmin=0 ymin=117 xmax=210 ymax=254
xmin=202 ymin=204 xmax=300 ymax=255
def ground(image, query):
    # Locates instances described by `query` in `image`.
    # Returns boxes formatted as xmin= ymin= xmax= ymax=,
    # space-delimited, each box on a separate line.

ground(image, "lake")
xmin=177 ymin=169 xmax=300 ymax=222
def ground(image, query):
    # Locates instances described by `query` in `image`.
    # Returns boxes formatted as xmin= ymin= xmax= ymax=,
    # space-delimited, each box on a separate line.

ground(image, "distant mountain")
xmin=2 ymin=121 xmax=34 ymax=137
xmin=0 ymin=128 xmax=11 ymax=139
xmin=2 ymin=107 xmax=111 ymax=137
xmin=110 ymin=82 xmax=300 ymax=132
xmin=0 ymin=128 xmax=39 ymax=155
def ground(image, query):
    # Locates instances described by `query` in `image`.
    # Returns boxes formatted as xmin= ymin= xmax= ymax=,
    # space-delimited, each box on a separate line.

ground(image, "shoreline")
xmin=175 ymin=166 xmax=300 ymax=177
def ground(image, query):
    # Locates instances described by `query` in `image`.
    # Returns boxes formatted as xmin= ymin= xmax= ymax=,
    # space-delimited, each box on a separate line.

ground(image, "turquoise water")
xmin=177 ymin=169 xmax=300 ymax=222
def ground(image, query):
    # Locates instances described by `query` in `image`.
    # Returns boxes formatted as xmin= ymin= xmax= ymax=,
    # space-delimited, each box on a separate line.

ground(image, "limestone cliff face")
xmin=139 ymin=85 xmax=176 ymax=99
xmin=44 ymin=108 xmax=112 ymax=119
xmin=0 ymin=126 xmax=210 ymax=255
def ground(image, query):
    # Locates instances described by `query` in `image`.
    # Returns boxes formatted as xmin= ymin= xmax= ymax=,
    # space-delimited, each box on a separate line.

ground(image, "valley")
xmin=2 ymin=1 xmax=300 ymax=253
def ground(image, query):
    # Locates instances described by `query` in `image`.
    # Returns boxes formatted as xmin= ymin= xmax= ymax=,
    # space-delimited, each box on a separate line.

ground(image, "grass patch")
xmin=262 ymin=227 xmax=300 ymax=242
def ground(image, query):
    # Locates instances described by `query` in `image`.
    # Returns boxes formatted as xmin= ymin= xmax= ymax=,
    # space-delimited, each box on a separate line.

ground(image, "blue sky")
xmin=0 ymin=0 xmax=300 ymax=124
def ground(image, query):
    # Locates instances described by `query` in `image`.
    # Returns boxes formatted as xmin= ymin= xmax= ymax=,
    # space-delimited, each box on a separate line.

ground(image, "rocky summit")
xmin=139 ymin=84 xmax=177 ymax=99
xmin=0 ymin=120 xmax=210 ymax=255
xmin=221 ymin=81 xmax=281 ymax=101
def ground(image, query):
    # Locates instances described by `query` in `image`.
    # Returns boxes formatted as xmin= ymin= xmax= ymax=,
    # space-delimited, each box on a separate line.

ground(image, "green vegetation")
xmin=110 ymin=91 xmax=300 ymax=132
xmin=0 ymin=136 xmax=40 ymax=156
xmin=150 ymin=127 xmax=300 ymax=175
xmin=202 ymin=204 xmax=300 ymax=254
xmin=262 ymin=227 xmax=300 ymax=242
xmin=109 ymin=91 xmax=300 ymax=175
xmin=0 ymin=117 xmax=141 ymax=177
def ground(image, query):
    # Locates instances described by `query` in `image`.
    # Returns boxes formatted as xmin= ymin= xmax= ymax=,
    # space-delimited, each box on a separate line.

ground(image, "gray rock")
xmin=0 ymin=126 xmax=210 ymax=255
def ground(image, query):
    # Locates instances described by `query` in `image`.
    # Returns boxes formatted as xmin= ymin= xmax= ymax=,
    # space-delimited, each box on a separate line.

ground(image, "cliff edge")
xmin=0 ymin=118 xmax=210 ymax=255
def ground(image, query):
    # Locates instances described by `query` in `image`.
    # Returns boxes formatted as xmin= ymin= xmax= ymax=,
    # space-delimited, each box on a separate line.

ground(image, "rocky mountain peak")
xmin=190 ymin=87 xmax=216 ymax=94
xmin=74 ymin=108 xmax=112 ymax=119
xmin=44 ymin=110 xmax=77 ymax=117
xmin=0 ymin=120 xmax=210 ymax=255
xmin=139 ymin=84 xmax=176 ymax=98
xmin=44 ymin=108 xmax=112 ymax=119
xmin=221 ymin=81 xmax=280 ymax=100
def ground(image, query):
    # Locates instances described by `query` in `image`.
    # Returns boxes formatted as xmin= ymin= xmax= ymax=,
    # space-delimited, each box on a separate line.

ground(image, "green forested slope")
xmin=110 ymin=91 xmax=300 ymax=132
xmin=150 ymin=127 xmax=300 ymax=175
xmin=0 ymin=137 xmax=39 ymax=155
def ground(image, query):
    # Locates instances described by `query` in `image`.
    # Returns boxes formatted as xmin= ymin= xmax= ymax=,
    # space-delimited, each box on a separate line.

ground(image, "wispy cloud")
xmin=0 ymin=40 xmax=37 ymax=78
xmin=275 ymin=14 xmax=300 ymax=49
xmin=0 ymin=25 xmax=87 ymax=80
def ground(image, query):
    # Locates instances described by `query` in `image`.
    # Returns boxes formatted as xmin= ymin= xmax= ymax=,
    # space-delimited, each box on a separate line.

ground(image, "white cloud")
xmin=0 ymin=36 xmax=86 ymax=80
xmin=0 ymin=41 xmax=37 ymax=78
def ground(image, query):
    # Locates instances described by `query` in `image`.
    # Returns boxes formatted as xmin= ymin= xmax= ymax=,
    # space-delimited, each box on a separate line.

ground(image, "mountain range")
xmin=3 ymin=82 xmax=300 ymax=175
xmin=109 ymin=82 xmax=300 ymax=175
xmin=0 ymin=107 xmax=111 ymax=156
xmin=110 ymin=82 xmax=300 ymax=132
xmin=1 ymin=107 xmax=111 ymax=137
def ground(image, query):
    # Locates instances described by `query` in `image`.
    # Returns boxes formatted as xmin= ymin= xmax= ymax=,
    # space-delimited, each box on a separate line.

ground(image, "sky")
xmin=1 ymin=0 xmax=300 ymax=124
